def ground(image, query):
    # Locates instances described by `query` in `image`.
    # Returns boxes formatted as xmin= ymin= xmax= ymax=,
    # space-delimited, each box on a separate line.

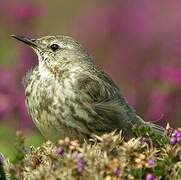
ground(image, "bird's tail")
xmin=136 ymin=115 xmax=165 ymax=136
xmin=146 ymin=122 xmax=165 ymax=136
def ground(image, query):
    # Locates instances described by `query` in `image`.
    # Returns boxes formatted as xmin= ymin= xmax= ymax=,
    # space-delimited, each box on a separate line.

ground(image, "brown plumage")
xmin=12 ymin=35 xmax=165 ymax=141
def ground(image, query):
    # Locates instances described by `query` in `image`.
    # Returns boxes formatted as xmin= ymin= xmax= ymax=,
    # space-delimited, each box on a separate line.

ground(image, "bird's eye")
xmin=50 ymin=44 xmax=60 ymax=52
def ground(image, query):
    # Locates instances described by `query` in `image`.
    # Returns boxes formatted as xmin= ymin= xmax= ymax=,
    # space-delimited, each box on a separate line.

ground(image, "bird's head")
xmin=12 ymin=35 xmax=91 ymax=78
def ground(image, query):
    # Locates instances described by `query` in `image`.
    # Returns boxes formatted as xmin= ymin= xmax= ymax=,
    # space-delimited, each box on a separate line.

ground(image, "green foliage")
xmin=0 ymin=162 xmax=7 ymax=180
xmin=12 ymin=131 xmax=25 ymax=165
xmin=130 ymin=168 xmax=145 ymax=179
xmin=0 ymin=125 xmax=43 ymax=160
xmin=135 ymin=126 xmax=168 ymax=147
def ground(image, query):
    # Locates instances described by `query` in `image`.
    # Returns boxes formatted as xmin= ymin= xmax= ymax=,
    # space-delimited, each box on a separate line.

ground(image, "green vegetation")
xmin=0 ymin=126 xmax=181 ymax=180
xmin=0 ymin=125 xmax=43 ymax=160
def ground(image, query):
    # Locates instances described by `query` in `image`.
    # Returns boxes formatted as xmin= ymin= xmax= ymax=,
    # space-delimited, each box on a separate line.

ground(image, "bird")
xmin=11 ymin=35 xmax=165 ymax=142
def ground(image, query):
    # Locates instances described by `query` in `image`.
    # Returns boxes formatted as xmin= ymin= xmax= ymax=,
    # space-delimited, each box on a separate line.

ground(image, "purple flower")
xmin=0 ymin=0 xmax=46 ymax=129
xmin=174 ymin=130 xmax=181 ymax=143
xmin=0 ymin=68 xmax=18 ymax=118
xmin=169 ymin=129 xmax=181 ymax=145
xmin=146 ymin=173 xmax=158 ymax=180
xmin=77 ymin=161 xmax=84 ymax=173
xmin=0 ymin=93 xmax=11 ymax=117
xmin=147 ymin=159 xmax=155 ymax=166
xmin=72 ymin=0 xmax=181 ymax=126
xmin=113 ymin=167 xmax=121 ymax=177
xmin=172 ymin=130 xmax=181 ymax=138
xmin=146 ymin=173 xmax=154 ymax=180
xmin=56 ymin=147 xmax=64 ymax=156
xmin=0 ymin=154 xmax=4 ymax=163
xmin=177 ymin=136 xmax=181 ymax=142
xmin=161 ymin=67 xmax=181 ymax=86
xmin=1 ymin=1 xmax=45 ymax=27
xmin=170 ymin=136 xmax=177 ymax=145
xmin=76 ymin=153 xmax=84 ymax=173
xmin=9 ymin=2 xmax=43 ymax=24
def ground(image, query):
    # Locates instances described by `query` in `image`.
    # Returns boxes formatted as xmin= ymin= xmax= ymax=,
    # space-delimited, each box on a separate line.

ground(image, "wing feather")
xmin=77 ymin=71 xmax=141 ymax=138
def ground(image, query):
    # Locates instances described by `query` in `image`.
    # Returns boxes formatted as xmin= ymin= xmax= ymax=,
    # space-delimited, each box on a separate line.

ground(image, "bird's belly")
xmin=25 ymin=79 xmax=94 ymax=141
xmin=26 ymin=97 xmax=86 ymax=141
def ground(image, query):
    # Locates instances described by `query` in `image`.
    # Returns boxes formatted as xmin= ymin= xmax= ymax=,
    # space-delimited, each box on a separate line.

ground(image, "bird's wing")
xmin=77 ymin=70 xmax=142 ymax=138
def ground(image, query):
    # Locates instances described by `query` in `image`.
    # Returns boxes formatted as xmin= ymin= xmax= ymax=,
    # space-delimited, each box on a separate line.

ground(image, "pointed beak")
xmin=11 ymin=35 xmax=37 ymax=48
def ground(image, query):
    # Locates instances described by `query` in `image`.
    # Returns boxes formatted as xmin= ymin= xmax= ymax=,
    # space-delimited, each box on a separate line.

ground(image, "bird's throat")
xmin=39 ymin=62 xmax=55 ymax=79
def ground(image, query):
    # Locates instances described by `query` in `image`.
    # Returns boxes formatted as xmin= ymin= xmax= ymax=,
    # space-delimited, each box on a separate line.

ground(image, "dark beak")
xmin=11 ymin=35 xmax=37 ymax=47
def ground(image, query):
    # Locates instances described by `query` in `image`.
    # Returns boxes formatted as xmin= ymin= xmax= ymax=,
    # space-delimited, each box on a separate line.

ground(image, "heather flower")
xmin=0 ymin=0 xmax=45 ymax=128
xmin=169 ymin=128 xmax=181 ymax=145
xmin=76 ymin=153 xmax=84 ymax=173
xmin=0 ymin=93 xmax=12 ymax=117
xmin=77 ymin=161 xmax=84 ymax=173
xmin=56 ymin=147 xmax=64 ymax=156
xmin=113 ymin=167 xmax=121 ymax=177
xmin=1 ymin=1 xmax=44 ymax=25
xmin=0 ymin=65 xmax=33 ymax=127
xmin=170 ymin=136 xmax=177 ymax=145
xmin=11 ymin=3 xmax=41 ymax=23
xmin=146 ymin=173 xmax=154 ymax=180
xmin=72 ymin=0 xmax=181 ymax=126
xmin=161 ymin=67 xmax=181 ymax=86
xmin=2 ymin=131 xmax=181 ymax=179
xmin=147 ymin=159 xmax=155 ymax=167
xmin=172 ymin=129 xmax=181 ymax=138
xmin=0 ymin=68 xmax=18 ymax=118
xmin=0 ymin=154 xmax=4 ymax=163
xmin=176 ymin=136 xmax=181 ymax=142
xmin=145 ymin=173 xmax=158 ymax=180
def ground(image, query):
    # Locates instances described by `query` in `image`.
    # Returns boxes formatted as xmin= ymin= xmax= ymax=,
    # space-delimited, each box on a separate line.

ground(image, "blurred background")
xmin=1 ymin=0 xmax=181 ymax=157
